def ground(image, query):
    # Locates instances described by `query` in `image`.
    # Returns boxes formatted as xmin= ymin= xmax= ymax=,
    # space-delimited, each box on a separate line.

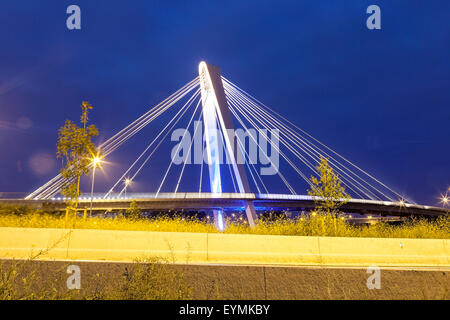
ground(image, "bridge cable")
xmin=227 ymin=98 xmax=296 ymax=195
xmin=220 ymin=100 xmax=268 ymax=194
xmin=210 ymin=107 xmax=238 ymax=193
xmin=27 ymin=78 xmax=199 ymax=200
xmin=225 ymin=83 xmax=389 ymax=201
xmin=199 ymin=138 xmax=205 ymax=194
xmin=103 ymin=78 xmax=200 ymax=155
xmin=117 ymin=92 xmax=202 ymax=197
xmin=223 ymin=79 xmax=401 ymax=202
xmin=226 ymin=84 xmax=385 ymax=200
xmin=105 ymin=89 xmax=201 ymax=198
xmin=224 ymin=85 xmax=376 ymax=200
xmin=174 ymin=107 xmax=204 ymax=193
xmin=222 ymin=76 xmax=412 ymax=203
xmin=227 ymin=93 xmax=311 ymax=191
xmin=155 ymin=97 xmax=202 ymax=198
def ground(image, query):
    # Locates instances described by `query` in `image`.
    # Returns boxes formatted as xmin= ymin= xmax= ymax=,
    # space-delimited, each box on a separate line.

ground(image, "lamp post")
xmin=90 ymin=156 xmax=102 ymax=216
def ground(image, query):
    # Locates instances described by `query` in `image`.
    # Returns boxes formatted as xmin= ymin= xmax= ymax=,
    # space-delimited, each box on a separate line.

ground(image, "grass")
xmin=226 ymin=214 xmax=450 ymax=239
xmin=0 ymin=216 xmax=193 ymax=300
xmin=0 ymin=257 xmax=193 ymax=300
xmin=0 ymin=204 xmax=448 ymax=239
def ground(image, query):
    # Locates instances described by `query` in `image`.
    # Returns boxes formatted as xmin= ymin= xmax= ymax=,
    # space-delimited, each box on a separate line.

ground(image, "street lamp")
xmin=92 ymin=156 xmax=101 ymax=167
xmin=439 ymin=189 xmax=449 ymax=213
xmin=90 ymin=155 xmax=103 ymax=216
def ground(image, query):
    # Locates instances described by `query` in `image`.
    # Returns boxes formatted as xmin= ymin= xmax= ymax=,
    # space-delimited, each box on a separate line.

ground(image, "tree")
xmin=57 ymin=101 xmax=99 ymax=210
xmin=308 ymin=157 xmax=350 ymax=216
xmin=126 ymin=201 xmax=142 ymax=220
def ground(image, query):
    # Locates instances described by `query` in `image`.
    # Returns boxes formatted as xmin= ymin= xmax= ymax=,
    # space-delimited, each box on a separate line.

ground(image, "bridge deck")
xmin=0 ymin=193 xmax=447 ymax=217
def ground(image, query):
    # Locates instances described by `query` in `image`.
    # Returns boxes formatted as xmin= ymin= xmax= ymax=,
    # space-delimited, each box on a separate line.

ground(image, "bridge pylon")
xmin=198 ymin=61 xmax=258 ymax=227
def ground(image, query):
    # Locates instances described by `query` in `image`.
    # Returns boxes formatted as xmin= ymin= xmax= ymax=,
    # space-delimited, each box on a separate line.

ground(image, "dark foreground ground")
xmin=1 ymin=259 xmax=448 ymax=300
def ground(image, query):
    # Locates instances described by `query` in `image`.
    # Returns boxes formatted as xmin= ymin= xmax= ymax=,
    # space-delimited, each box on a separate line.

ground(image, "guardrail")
xmin=0 ymin=227 xmax=448 ymax=267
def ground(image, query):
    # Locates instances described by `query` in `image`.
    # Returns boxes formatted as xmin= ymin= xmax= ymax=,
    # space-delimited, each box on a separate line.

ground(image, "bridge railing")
xmin=43 ymin=192 xmax=447 ymax=214
xmin=76 ymin=192 xmax=257 ymax=202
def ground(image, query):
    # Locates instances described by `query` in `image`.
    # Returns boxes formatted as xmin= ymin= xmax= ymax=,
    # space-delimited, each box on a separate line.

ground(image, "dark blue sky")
xmin=0 ymin=1 xmax=448 ymax=205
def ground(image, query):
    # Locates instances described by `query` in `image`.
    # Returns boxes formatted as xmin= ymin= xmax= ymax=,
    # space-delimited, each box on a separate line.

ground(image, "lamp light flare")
xmin=91 ymin=156 xmax=102 ymax=167
xmin=89 ymin=154 xmax=103 ymax=217
xmin=441 ymin=196 xmax=448 ymax=205
xmin=124 ymin=178 xmax=132 ymax=186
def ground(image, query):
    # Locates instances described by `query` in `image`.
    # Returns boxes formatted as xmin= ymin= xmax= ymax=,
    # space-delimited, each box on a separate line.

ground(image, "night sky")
xmin=0 ymin=1 xmax=448 ymax=206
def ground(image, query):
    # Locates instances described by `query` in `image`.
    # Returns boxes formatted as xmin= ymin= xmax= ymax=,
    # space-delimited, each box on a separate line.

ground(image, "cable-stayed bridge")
xmin=14 ymin=62 xmax=447 ymax=225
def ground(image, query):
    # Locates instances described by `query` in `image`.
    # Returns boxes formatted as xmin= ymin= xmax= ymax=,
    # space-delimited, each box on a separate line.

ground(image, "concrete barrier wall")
xmin=0 ymin=227 xmax=448 ymax=267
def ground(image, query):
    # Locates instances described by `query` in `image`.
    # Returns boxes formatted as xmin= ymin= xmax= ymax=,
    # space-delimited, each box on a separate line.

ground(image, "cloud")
xmin=28 ymin=152 xmax=56 ymax=176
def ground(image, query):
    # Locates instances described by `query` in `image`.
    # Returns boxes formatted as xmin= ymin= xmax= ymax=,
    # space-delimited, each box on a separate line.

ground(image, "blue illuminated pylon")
xmin=199 ymin=61 xmax=258 ymax=228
